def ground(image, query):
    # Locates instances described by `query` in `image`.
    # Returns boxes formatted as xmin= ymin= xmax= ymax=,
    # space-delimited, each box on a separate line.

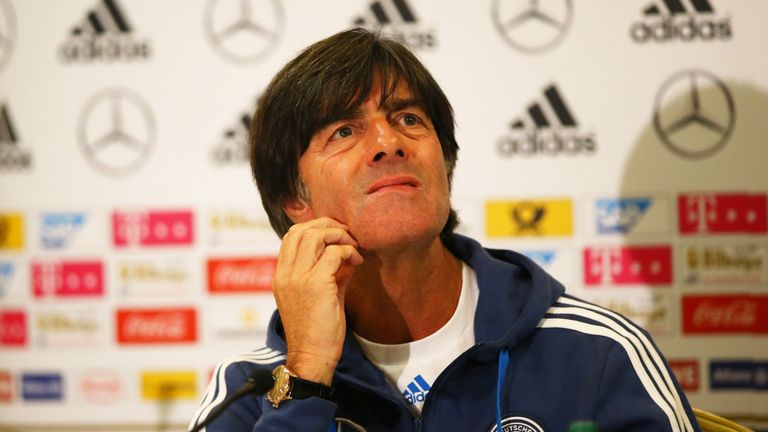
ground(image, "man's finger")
xmin=296 ymin=228 xmax=357 ymax=266
xmin=278 ymin=218 xmax=352 ymax=271
xmin=312 ymin=245 xmax=364 ymax=281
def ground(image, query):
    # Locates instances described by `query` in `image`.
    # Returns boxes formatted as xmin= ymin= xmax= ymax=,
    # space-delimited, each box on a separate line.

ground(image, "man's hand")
xmin=272 ymin=217 xmax=364 ymax=386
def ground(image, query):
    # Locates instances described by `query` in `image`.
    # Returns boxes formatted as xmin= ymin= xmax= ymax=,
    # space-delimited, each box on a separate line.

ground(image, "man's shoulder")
xmin=540 ymin=294 xmax=653 ymax=334
xmin=536 ymin=293 xmax=660 ymax=359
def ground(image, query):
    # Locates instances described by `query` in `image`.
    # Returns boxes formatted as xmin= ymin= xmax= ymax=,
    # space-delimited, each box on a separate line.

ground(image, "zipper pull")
xmin=414 ymin=417 xmax=423 ymax=432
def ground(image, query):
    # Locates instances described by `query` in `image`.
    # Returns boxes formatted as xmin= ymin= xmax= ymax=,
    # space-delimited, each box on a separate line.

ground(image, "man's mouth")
xmin=366 ymin=176 xmax=421 ymax=194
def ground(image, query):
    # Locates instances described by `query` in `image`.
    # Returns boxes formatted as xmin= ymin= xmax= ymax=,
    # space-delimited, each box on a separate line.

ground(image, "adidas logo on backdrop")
xmin=211 ymin=95 xmax=261 ymax=166
xmin=0 ymin=103 xmax=32 ymax=170
xmin=402 ymin=374 xmax=431 ymax=405
xmin=353 ymin=0 xmax=436 ymax=50
xmin=58 ymin=0 xmax=151 ymax=63
xmin=497 ymin=84 xmax=596 ymax=157
xmin=212 ymin=111 xmax=252 ymax=165
xmin=630 ymin=0 xmax=731 ymax=43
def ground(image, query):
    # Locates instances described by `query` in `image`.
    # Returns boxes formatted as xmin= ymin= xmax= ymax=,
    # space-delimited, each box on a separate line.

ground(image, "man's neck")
xmin=344 ymin=237 xmax=463 ymax=344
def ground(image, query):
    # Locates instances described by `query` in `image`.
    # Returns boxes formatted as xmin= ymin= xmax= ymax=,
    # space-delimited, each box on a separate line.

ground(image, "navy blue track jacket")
xmin=190 ymin=234 xmax=700 ymax=432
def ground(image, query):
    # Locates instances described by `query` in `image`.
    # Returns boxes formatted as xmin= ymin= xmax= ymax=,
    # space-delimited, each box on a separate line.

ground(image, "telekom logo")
xmin=112 ymin=210 xmax=194 ymax=247
xmin=683 ymin=295 xmax=768 ymax=334
xmin=31 ymin=260 xmax=104 ymax=298
xmin=679 ymin=193 xmax=767 ymax=234
xmin=584 ymin=246 xmax=672 ymax=285
xmin=0 ymin=309 xmax=26 ymax=346
xmin=207 ymin=257 xmax=276 ymax=293
xmin=116 ymin=308 xmax=197 ymax=344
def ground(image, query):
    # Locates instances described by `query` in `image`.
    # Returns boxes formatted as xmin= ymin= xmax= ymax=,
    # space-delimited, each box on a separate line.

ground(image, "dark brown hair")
xmin=250 ymin=28 xmax=459 ymax=239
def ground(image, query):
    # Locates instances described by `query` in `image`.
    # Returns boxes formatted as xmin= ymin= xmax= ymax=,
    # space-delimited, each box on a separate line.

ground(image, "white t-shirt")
xmin=353 ymin=263 xmax=478 ymax=414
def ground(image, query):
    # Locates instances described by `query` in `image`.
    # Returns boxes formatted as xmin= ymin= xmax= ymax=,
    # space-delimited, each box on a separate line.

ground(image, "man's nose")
xmin=368 ymin=122 xmax=409 ymax=165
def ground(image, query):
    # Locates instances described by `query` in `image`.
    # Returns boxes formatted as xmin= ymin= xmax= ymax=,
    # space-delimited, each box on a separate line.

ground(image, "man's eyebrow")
xmin=318 ymin=97 xmax=426 ymax=132
xmin=318 ymin=106 xmax=364 ymax=131
xmin=382 ymin=97 xmax=426 ymax=113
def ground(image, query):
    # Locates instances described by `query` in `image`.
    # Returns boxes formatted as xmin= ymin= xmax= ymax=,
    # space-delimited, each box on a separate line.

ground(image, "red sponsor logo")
xmin=682 ymin=295 xmax=768 ymax=334
xmin=116 ymin=308 xmax=197 ymax=344
xmin=207 ymin=257 xmax=276 ymax=293
xmin=113 ymin=210 xmax=194 ymax=247
xmin=679 ymin=193 xmax=768 ymax=234
xmin=584 ymin=246 xmax=672 ymax=285
xmin=31 ymin=260 xmax=104 ymax=298
xmin=0 ymin=371 xmax=12 ymax=402
xmin=0 ymin=309 xmax=27 ymax=346
xmin=669 ymin=360 xmax=699 ymax=392
xmin=80 ymin=369 xmax=122 ymax=404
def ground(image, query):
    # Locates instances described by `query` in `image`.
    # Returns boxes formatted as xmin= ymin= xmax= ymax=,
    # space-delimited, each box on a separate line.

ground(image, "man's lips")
xmin=366 ymin=176 xmax=421 ymax=194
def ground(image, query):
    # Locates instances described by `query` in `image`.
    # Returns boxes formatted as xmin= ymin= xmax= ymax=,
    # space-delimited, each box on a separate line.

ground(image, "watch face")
xmin=266 ymin=365 xmax=294 ymax=407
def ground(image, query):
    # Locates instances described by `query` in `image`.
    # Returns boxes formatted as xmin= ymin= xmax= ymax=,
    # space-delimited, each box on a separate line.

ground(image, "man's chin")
xmin=351 ymin=219 xmax=441 ymax=254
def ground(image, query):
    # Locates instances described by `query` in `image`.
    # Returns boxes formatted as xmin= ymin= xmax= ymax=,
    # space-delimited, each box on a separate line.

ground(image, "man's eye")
xmin=400 ymin=114 xmax=421 ymax=126
xmin=332 ymin=126 xmax=353 ymax=140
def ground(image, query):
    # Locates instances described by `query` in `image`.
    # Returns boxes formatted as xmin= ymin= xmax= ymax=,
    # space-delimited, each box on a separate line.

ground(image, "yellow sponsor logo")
xmin=141 ymin=371 xmax=197 ymax=401
xmin=0 ymin=213 xmax=24 ymax=250
xmin=486 ymin=199 xmax=573 ymax=237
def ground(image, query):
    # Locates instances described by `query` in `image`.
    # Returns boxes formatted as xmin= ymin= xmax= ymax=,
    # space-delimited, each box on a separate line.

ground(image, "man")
xmin=190 ymin=28 xmax=700 ymax=432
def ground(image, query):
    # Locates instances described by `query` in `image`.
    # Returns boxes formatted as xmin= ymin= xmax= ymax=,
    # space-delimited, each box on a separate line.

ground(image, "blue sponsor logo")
xmin=710 ymin=360 xmax=768 ymax=391
xmin=522 ymin=250 xmax=557 ymax=268
xmin=403 ymin=374 xmax=431 ymax=405
xmin=595 ymin=198 xmax=652 ymax=234
xmin=40 ymin=212 xmax=86 ymax=249
xmin=21 ymin=373 xmax=64 ymax=401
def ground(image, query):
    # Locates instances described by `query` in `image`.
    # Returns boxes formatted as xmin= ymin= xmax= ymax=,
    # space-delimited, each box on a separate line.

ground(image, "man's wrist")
xmin=286 ymin=355 xmax=336 ymax=386
xmin=267 ymin=364 xmax=335 ymax=408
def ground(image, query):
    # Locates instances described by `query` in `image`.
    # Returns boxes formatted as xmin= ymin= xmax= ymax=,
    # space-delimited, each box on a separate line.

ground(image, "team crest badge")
xmin=488 ymin=415 xmax=545 ymax=432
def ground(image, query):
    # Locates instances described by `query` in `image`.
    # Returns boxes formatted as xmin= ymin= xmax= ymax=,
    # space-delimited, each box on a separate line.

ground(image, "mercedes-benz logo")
xmin=492 ymin=0 xmax=572 ymax=53
xmin=78 ymin=88 xmax=155 ymax=176
xmin=205 ymin=0 xmax=283 ymax=64
xmin=0 ymin=0 xmax=16 ymax=71
xmin=653 ymin=69 xmax=735 ymax=159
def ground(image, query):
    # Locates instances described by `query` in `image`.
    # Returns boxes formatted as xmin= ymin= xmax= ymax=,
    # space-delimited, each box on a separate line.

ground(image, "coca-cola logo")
xmin=207 ymin=258 xmax=276 ymax=293
xmin=683 ymin=295 xmax=768 ymax=334
xmin=117 ymin=308 xmax=197 ymax=344
xmin=694 ymin=301 xmax=756 ymax=328
xmin=80 ymin=368 xmax=122 ymax=404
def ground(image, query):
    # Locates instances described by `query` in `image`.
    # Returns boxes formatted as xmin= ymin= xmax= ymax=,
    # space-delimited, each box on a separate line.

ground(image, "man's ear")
xmin=282 ymin=196 xmax=314 ymax=224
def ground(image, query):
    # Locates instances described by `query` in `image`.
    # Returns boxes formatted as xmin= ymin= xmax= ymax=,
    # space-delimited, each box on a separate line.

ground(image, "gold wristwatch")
xmin=266 ymin=364 xmax=334 ymax=408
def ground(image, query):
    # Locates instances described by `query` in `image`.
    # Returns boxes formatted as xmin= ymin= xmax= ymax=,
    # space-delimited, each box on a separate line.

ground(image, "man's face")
xmin=288 ymin=81 xmax=451 ymax=252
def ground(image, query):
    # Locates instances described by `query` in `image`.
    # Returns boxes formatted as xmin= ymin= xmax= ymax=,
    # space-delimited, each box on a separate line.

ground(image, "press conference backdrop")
xmin=0 ymin=0 xmax=767 ymax=430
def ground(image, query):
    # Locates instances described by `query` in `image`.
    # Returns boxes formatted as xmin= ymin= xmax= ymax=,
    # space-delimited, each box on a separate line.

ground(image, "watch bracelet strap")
xmin=291 ymin=376 xmax=335 ymax=401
